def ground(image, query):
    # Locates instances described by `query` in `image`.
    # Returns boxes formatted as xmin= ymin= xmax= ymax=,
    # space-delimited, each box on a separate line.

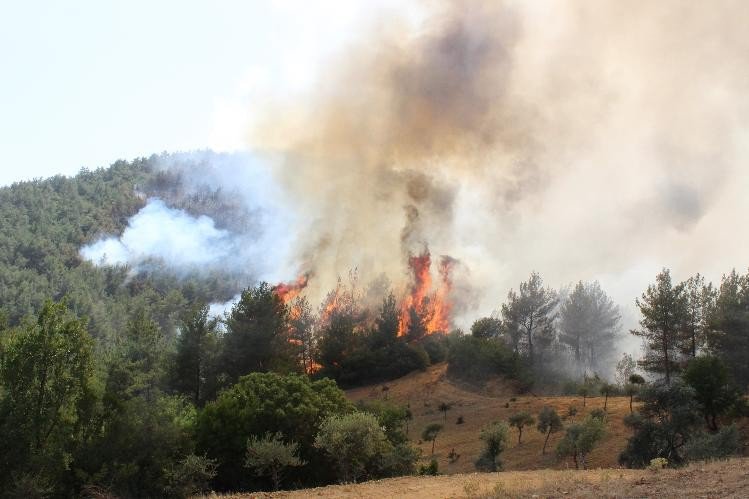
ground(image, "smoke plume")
xmin=81 ymin=1 xmax=749 ymax=339
xmin=244 ymin=0 xmax=749 ymax=332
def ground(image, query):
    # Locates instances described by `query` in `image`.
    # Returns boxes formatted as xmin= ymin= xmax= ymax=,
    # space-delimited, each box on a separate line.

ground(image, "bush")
xmin=476 ymin=421 xmax=509 ymax=471
xmin=163 ymin=454 xmax=218 ymax=498
xmin=314 ymin=412 xmax=392 ymax=483
xmin=196 ymin=373 xmax=352 ymax=490
xmin=418 ymin=459 xmax=439 ymax=476
xmin=683 ymin=356 xmax=742 ymax=430
xmin=683 ymin=425 xmax=742 ymax=462
xmin=334 ymin=342 xmax=429 ymax=387
xmin=447 ymin=336 xmax=525 ymax=384
xmin=648 ymin=457 xmax=668 ymax=471
xmin=420 ymin=335 xmax=449 ymax=364
xmin=357 ymin=400 xmax=410 ymax=446
xmin=589 ymin=408 xmax=607 ymax=421
xmin=245 ymin=433 xmax=305 ymax=491
xmin=556 ymin=416 xmax=606 ymax=470
xmin=619 ymin=381 xmax=701 ymax=468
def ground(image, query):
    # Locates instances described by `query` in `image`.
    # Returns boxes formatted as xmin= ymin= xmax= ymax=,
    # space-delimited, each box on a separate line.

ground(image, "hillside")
xmin=346 ymin=363 xmax=634 ymax=474
xmin=0 ymin=152 xmax=249 ymax=340
xmin=220 ymin=458 xmax=749 ymax=498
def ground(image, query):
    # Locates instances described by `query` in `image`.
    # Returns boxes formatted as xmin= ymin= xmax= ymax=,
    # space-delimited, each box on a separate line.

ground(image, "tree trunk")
xmin=271 ymin=468 xmax=280 ymax=491
xmin=431 ymin=437 xmax=436 ymax=456
xmin=629 ymin=394 xmax=633 ymax=413
xmin=663 ymin=331 xmax=671 ymax=385
xmin=604 ymin=393 xmax=608 ymax=411
xmin=543 ymin=429 xmax=551 ymax=455
xmin=518 ymin=427 xmax=522 ymax=444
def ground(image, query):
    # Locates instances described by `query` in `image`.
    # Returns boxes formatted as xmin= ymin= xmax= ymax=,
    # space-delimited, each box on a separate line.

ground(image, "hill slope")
xmin=222 ymin=458 xmax=749 ymax=498
xmin=346 ymin=363 xmax=633 ymax=474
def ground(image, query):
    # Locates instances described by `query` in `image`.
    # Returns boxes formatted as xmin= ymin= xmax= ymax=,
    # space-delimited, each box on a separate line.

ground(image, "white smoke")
xmin=81 ymin=152 xmax=299 ymax=283
xmin=81 ymin=199 xmax=234 ymax=269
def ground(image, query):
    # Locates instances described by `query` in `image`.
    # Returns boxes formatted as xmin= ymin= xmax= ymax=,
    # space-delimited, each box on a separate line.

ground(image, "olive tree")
xmin=536 ymin=406 xmax=563 ymax=455
xmin=245 ymin=432 xmax=305 ymax=490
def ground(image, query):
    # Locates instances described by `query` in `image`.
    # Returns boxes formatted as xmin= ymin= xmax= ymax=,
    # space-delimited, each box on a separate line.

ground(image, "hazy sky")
xmin=0 ymin=0 xmax=409 ymax=186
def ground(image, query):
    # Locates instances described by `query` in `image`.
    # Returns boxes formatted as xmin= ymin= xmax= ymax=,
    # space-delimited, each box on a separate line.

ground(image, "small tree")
xmin=615 ymin=353 xmax=637 ymax=386
xmin=537 ymin=407 xmax=563 ymax=455
xmin=476 ymin=421 xmax=509 ymax=471
xmin=438 ymin=401 xmax=452 ymax=422
xmin=315 ymin=412 xmax=391 ymax=483
xmin=245 ymin=432 xmax=305 ymax=491
xmin=682 ymin=356 xmax=738 ymax=430
xmin=578 ymin=377 xmax=595 ymax=407
xmin=556 ymin=416 xmax=606 ymax=469
xmin=626 ymin=374 xmax=645 ymax=413
xmin=619 ymin=381 xmax=700 ymax=468
xmin=600 ymin=382 xmax=616 ymax=411
xmin=421 ymin=423 xmax=443 ymax=456
xmin=508 ymin=411 xmax=535 ymax=445
xmin=164 ymin=454 xmax=218 ymax=497
xmin=470 ymin=317 xmax=503 ymax=339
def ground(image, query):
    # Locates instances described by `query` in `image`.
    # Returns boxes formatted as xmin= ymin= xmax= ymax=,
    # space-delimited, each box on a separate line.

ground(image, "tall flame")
xmin=398 ymin=249 xmax=455 ymax=338
xmin=272 ymin=273 xmax=310 ymax=303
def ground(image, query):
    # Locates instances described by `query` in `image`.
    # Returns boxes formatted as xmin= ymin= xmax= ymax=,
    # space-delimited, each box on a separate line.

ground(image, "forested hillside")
xmin=1 ymin=157 xmax=748 ymax=498
xmin=0 ymin=153 xmax=242 ymax=341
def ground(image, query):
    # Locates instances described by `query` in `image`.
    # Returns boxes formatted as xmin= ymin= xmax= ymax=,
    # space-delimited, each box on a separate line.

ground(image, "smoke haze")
xmin=81 ymin=1 xmax=749 ymax=345
xmin=246 ymin=0 xmax=749 ymax=334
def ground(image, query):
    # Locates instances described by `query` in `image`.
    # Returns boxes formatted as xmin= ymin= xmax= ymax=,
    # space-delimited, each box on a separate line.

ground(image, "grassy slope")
xmin=225 ymin=458 xmax=749 ymax=498
xmin=347 ymin=363 xmax=634 ymax=474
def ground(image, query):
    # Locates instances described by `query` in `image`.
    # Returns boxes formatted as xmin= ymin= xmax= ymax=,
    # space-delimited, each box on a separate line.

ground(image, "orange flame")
xmin=398 ymin=249 xmax=455 ymax=338
xmin=273 ymin=273 xmax=310 ymax=303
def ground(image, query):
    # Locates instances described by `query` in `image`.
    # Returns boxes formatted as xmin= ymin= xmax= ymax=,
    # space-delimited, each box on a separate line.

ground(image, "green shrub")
xmin=314 ymin=412 xmax=392 ymax=483
xmin=447 ymin=336 xmax=525 ymax=384
xmin=683 ymin=425 xmax=742 ymax=462
xmin=196 ymin=372 xmax=352 ymax=490
xmin=476 ymin=421 xmax=509 ymax=471
xmin=418 ymin=458 xmax=439 ymax=476
xmin=334 ymin=342 xmax=429 ymax=387
xmin=420 ymin=335 xmax=449 ymax=364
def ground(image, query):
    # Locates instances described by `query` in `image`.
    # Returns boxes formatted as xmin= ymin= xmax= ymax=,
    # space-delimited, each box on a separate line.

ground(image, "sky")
xmin=0 ymin=0 xmax=411 ymax=186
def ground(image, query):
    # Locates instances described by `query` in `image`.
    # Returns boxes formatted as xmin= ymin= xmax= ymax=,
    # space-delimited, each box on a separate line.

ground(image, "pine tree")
xmin=631 ymin=269 xmax=685 ymax=384
xmin=501 ymin=272 xmax=558 ymax=363
xmin=171 ymin=304 xmax=220 ymax=406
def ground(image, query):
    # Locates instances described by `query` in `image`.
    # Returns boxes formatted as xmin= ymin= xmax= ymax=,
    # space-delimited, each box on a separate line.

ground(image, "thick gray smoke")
xmin=244 ymin=0 xmax=749 ymax=339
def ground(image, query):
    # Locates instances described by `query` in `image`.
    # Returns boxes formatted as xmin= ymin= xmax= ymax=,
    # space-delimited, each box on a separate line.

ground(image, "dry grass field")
xmin=219 ymin=458 xmax=749 ymax=498
xmin=347 ymin=363 xmax=634 ymax=473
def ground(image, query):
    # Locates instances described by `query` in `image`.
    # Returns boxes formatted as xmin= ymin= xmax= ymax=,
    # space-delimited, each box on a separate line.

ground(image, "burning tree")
xmin=398 ymin=250 xmax=456 ymax=340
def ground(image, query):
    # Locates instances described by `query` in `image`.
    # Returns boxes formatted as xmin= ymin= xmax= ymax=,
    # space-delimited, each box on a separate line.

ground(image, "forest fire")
xmin=397 ymin=249 xmax=455 ymax=337
xmin=272 ymin=273 xmax=310 ymax=303
xmin=272 ymin=252 xmax=455 ymax=339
